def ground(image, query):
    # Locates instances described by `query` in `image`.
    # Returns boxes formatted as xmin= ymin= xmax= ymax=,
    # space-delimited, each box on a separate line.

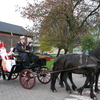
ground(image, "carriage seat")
xmin=15 ymin=55 xmax=23 ymax=62
xmin=36 ymin=58 xmax=46 ymax=66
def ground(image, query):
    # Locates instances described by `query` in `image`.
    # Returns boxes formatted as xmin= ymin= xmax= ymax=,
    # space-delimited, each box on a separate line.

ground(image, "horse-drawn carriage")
xmin=0 ymin=54 xmax=51 ymax=89
xmin=1 ymin=45 xmax=100 ymax=99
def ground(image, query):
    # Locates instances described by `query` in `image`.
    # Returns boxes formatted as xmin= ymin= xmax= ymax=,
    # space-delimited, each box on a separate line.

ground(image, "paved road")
xmin=0 ymin=74 xmax=100 ymax=100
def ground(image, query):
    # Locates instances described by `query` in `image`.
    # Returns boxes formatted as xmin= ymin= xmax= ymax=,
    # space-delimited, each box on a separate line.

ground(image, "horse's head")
xmin=89 ymin=46 xmax=100 ymax=61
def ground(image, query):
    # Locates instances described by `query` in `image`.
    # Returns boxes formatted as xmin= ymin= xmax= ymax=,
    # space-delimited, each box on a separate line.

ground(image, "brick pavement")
xmin=0 ymin=74 xmax=100 ymax=100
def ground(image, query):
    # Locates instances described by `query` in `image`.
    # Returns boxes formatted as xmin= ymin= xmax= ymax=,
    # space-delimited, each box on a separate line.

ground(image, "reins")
xmin=51 ymin=64 xmax=98 ymax=74
xmin=39 ymin=64 xmax=97 ymax=75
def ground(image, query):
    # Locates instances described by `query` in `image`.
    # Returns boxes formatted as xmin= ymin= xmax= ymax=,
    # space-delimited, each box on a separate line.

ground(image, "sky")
xmin=0 ymin=0 xmax=96 ymax=29
xmin=0 ymin=0 xmax=34 ymax=28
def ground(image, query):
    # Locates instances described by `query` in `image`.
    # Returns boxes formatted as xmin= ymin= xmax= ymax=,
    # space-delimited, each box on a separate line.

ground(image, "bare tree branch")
xmin=74 ymin=0 xmax=83 ymax=8
xmin=78 ymin=3 xmax=100 ymax=29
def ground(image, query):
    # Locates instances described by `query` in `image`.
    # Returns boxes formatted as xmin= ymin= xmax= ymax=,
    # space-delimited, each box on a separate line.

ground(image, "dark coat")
xmin=16 ymin=42 xmax=26 ymax=53
xmin=26 ymin=45 xmax=33 ymax=52
xmin=16 ymin=42 xmax=29 ymax=62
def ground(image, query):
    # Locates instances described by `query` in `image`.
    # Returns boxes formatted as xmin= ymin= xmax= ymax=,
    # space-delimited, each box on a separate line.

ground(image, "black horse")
xmin=59 ymin=68 xmax=100 ymax=94
xmin=51 ymin=46 xmax=100 ymax=99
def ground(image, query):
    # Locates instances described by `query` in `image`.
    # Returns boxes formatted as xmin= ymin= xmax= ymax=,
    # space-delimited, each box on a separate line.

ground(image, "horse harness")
xmin=78 ymin=53 xmax=100 ymax=69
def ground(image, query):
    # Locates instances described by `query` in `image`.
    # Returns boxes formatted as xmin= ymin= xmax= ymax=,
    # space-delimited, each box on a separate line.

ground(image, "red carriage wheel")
xmin=19 ymin=69 xmax=36 ymax=89
xmin=37 ymin=67 xmax=51 ymax=84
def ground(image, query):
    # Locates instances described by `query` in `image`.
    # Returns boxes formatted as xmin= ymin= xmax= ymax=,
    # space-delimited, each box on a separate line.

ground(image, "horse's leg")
xmin=61 ymin=72 xmax=72 ymax=93
xmin=95 ymin=70 xmax=100 ymax=93
xmin=68 ymin=73 xmax=77 ymax=91
xmin=59 ymin=72 xmax=64 ymax=87
xmin=51 ymin=73 xmax=59 ymax=92
xmin=59 ymin=72 xmax=77 ymax=90
xmin=77 ymin=74 xmax=90 ymax=95
xmin=84 ymin=74 xmax=90 ymax=88
xmin=89 ymin=73 xmax=97 ymax=99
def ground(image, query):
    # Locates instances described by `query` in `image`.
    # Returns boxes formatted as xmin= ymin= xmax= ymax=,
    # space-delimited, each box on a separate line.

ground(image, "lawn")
xmin=45 ymin=59 xmax=54 ymax=69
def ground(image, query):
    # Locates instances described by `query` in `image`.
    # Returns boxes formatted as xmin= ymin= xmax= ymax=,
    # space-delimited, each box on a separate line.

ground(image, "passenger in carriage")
xmin=26 ymin=40 xmax=33 ymax=52
xmin=0 ymin=41 xmax=16 ymax=72
xmin=26 ymin=40 xmax=39 ymax=63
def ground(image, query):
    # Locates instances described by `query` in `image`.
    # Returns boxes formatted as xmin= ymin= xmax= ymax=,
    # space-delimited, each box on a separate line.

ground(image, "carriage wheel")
xmin=19 ymin=69 xmax=36 ymax=89
xmin=5 ymin=72 xmax=19 ymax=80
xmin=37 ymin=67 xmax=51 ymax=84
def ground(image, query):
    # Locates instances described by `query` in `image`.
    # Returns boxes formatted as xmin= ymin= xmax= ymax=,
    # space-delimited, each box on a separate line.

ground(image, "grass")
xmin=45 ymin=59 xmax=54 ymax=69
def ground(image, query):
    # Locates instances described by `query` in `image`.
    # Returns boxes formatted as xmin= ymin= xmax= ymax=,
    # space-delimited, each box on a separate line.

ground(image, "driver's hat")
xmin=20 ymin=36 xmax=25 ymax=39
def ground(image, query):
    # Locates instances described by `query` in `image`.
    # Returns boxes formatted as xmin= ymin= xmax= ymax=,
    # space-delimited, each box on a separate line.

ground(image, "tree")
xmin=95 ymin=39 xmax=100 ymax=47
xmin=16 ymin=0 xmax=100 ymax=54
xmin=40 ymin=35 xmax=53 ymax=51
xmin=39 ymin=5 xmax=69 ymax=56
xmin=81 ymin=33 xmax=100 ymax=52
xmin=81 ymin=34 xmax=95 ymax=52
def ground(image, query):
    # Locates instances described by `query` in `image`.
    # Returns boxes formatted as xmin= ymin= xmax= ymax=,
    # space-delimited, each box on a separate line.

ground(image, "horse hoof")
xmin=95 ymin=89 xmax=100 ymax=93
xmin=78 ymin=92 xmax=82 ymax=95
xmin=90 ymin=94 xmax=97 ymax=100
xmin=91 ymin=96 xmax=97 ymax=100
xmin=72 ymin=85 xmax=77 ymax=91
xmin=54 ymin=90 xmax=57 ymax=92
xmin=66 ymin=89 xmax=72 ymax=94
xmin=51 ymin=88 xmax=57 ymax=92
xmin=61 ymin=84 xmax=64 ymax=87
xmin=77 ymin=89 xmax=82 ymax=95
xmin=59 ymin=82 xmax=64 ymax=87
xmin=67 ymin=90 xmax=72 ymax=94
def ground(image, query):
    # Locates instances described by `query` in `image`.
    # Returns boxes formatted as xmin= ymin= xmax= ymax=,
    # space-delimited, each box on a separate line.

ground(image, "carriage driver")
xmin=16 ymin=36 xmax=34 ymax=66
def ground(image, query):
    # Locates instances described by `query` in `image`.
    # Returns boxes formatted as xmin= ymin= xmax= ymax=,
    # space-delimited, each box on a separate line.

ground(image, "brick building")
xmin=0 ymin=21 xmax=30 ymax=51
